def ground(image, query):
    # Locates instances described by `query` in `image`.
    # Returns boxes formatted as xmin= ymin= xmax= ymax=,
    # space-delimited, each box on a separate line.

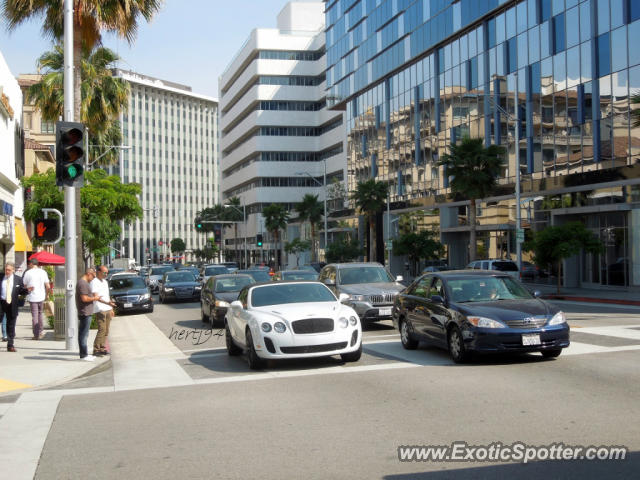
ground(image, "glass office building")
xmin=325 ymin=0 xmax=640 ymax=289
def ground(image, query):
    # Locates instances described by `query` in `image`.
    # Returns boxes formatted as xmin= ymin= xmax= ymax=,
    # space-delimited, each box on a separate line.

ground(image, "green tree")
xmin=262 ymin=203 xmax=289 ymax=271
xmin=438 ymin=137 xmax=505 ymax=262
xmin=170 ymin=238 xmax=186 ymax=255
xmin=351 ymin=179 xmax=388 ymax=263
xmin=392 ymin=230 xmax=445 ymax=277
xmin=325 ymin=237 xmax=363 ymax=263
xmin=3 ymin=0 xmax=162 ymax=276
xmin=22 ymin=169 xmax=143 ymax=263
xmin=284 ymin=238 xmax=311 ymax=267
xmin=295 ymin=194 xmax=323 ymax=262
xmin=529 ymin=222 xmax=603 ymax=294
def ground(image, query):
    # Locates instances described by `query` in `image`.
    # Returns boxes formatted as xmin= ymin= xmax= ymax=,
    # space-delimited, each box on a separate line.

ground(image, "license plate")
xmin=124 ymin=303 xmax=133 ymax=308
xmin=379 ymin=307 xmax=392 ymax=316
xmin=522 ymin=334 xmax=541 ymax=346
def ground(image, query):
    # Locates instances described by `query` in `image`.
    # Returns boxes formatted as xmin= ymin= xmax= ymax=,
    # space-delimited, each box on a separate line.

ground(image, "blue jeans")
xmin=78 ymin=315 xmax=92 ymax=358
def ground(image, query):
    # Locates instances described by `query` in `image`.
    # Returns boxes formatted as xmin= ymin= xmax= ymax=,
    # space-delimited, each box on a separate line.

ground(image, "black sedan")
xmin=200 ymin=274 xmax=255 ymax=326
xmin=236 ymin=269 xmax=272 ymax=283
xmin=109 ymin=276 xmax=153 ymax=314
xmin=158 ymin=271 xmax=201 ymax=303
xmin=392 ymin=271 xmax=570 ymax=363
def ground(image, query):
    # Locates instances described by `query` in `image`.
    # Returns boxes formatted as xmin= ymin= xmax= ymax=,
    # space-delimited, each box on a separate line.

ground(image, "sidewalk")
xmin=523 ymin=281 xmax=640 ymax=306
xmin=0 ymin=310 xmax=108 ymax=396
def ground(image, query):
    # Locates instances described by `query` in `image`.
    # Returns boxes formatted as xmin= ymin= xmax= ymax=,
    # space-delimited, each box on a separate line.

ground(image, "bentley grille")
xmin=292 ymin=318 xmax=334 ymax=334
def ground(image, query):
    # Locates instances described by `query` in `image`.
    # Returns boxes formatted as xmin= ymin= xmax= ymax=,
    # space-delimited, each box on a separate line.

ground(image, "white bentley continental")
xmin=225 ymin=281 xmax=363 ymax=369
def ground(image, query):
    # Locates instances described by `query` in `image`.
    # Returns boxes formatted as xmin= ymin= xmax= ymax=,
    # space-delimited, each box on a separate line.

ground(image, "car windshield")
xmin=214 ymin=277 xmax=254 ymax=292
xmin=165 ymin=272 xmax=195 ymax=283
xmin=448 ymin=277 xmax=533 ymax=303
xmin=205 ymin=266 xmax=228 ymax=276
xmin=110 ymin=277 xmax=146 ymax=289
xmin=239 ymin=270 xmax=272 ymax=282
xmin=251 ymin=283 xmax=336 ymax=307
xmin=338 ymin=266 xmax=394 ymax=285
xmin=150 ymin=266 xmax=172 ymax=276
xmin=282 ymin=271 xmax=318 ymax=281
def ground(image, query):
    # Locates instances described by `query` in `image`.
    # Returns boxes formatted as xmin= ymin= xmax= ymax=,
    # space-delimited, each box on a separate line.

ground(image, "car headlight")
xmin=164 ymin=287 xmax=174 ymax=292
xmin=548 ymin=311 xmax=566 ymax=325
xmin=261 ymin=322 xmax=272 ymax=333
xmin=350 ymin=295 xmax=366 ymax=302
xmin=349 ymin=316 xmax=358 ymax=326
xmin=338 ymin=317 xmax=349 ymax=328
xmin=467 ymin=316 xmax=506 ymax=328
xmin=140 ymin=293 xmax=150 ymax=300
xmin=274 ymin=322 xmax=286 ymax=333
xmin=215 ymin=300 xmax=230 ymax=308
xmin=195 ymin=285 xmax=202 ymax=290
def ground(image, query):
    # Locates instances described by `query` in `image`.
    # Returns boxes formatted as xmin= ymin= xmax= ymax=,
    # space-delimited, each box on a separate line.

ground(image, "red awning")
xmin=28 ymin=251 xmax=66 ymax=265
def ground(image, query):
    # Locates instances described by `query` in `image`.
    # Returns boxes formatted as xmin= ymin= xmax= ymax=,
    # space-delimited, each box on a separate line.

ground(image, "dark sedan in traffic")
xmin=392 ymin=271 xmax=569 ymax=363
xmin=200 ymin=274 xmax=255 ymax=326
xmin=109 ymin=276 xmax=153 ymax=314
xmin=158 ymin=271 xmax=201 ymax=303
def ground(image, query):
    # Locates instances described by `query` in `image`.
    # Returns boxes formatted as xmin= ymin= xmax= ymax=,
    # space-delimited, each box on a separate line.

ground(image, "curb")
xmin=542 ymin=295 xmax=640 ymax=306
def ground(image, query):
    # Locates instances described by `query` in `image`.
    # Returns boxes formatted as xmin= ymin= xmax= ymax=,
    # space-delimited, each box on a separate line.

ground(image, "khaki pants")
xmin=93 ymin=310 xmax=112 ymax=351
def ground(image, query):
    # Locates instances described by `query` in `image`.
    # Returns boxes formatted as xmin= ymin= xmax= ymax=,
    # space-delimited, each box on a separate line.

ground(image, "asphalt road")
xmin=32 ymin=298 xmax=640 ymax=479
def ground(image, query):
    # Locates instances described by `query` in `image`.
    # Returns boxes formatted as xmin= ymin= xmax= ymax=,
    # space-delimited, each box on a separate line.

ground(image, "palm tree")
xmin=262 ymin=204 xmax=289 ymax=271
xmin=27 ymin=44 xmax=129 ymax=166
xmin=351 ymin=179 xmax=388 ymax=262
xmin=2 ymin=0 xmax=162 ymax=277
xmin=224 ymin=197 xmax=244 ymax=265
xmin=295 ymin=194 xmax=323 ymax=262
xmin=438 ymin=137 xmax=505 ymax=262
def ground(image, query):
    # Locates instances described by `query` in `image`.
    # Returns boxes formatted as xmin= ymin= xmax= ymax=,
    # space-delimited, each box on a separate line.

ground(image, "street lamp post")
xmin=224 ymin=202 xmax=247 ymax=268
xmin=86 ymin=144 xmax=132 ymax=169
xmin=295 ymin=164 xmax=328 ymax=261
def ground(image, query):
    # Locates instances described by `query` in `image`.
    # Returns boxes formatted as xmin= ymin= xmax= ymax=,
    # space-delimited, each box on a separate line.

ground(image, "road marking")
xmin=572 ymin=325 xmax=640 ymax=341
xmin=551 ymin=300 xmax=640 ymax=310
xmin=0 ymin=378 xmax=32 ymax=394
xmin=563 ymin=342 xmax=640 ymax=356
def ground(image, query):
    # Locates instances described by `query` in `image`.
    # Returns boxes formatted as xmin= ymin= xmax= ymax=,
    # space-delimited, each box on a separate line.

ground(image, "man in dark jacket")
xmin=0 ymin=262 xmax=28 ymax=352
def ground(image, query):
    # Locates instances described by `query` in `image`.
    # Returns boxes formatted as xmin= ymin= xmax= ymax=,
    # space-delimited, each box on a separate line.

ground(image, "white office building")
xmin=219 ymin=1 xmax=345 ymax=267
xmin=112 ymin=70 xmax=219 ymax=264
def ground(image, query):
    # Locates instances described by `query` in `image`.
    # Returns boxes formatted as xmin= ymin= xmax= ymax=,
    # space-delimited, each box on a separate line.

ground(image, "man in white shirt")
xmin=22 ymin=258 xmax=51 ymax=340
xmin=90 ymin=266 xmax=116 ymax=355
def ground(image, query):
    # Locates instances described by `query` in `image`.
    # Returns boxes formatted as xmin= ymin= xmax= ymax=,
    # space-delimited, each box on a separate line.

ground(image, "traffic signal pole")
xmin=63 ymin=0 xmax=78 ymax=351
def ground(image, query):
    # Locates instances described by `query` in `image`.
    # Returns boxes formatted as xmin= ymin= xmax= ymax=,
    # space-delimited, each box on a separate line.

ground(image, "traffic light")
xmin=34 ymin=218 xmax=59 ymax=242
xmin=213 ymin=225 xmax=221 ymax=243
xmin=256 ymin=234 xmax=263 ymax=247
xmin=55 ymin=121 xmax=85 ymax=187
xmin=196 ymin=219 xmax=204 ymax=231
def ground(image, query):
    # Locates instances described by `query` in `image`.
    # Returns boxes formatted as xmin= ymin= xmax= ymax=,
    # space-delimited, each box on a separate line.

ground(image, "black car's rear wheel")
xmin=541 ymin=348 xmax=562 ymax=358
xmin=245 ymin=329 xmax=264 ymax=370
xmin=400 ymin=319 xmax=418 ymax=350
xmin=448 ymin=326 xmax=470 ymax=363
xmin=225 ymin=323 xmax=242 ymax=356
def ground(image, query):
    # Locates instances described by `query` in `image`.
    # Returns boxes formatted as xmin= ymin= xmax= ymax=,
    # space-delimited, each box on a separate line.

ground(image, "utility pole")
xmin=63 ymin=0 xmax=78 ymax=351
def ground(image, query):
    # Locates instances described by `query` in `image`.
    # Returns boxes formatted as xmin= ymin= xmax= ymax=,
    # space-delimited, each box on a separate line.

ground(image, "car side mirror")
xmin=533 ymin=290 xmax=542 ymax=298
xmin=338 ymin=293 xmax=349 ymax=303
xmin=230 ymin=300 xmax=243 ymax=310
xmin=323 ymin=278 xmax=336 ymax=287
xmin=430 ymin=295 xmax=445 ymax=304
xmin=395 ymin=275 xmax=404 ymax=282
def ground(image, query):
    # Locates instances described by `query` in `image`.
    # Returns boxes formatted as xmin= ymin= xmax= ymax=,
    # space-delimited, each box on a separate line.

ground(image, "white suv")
xmin=466 ymin=259 xmax=519 ymax=278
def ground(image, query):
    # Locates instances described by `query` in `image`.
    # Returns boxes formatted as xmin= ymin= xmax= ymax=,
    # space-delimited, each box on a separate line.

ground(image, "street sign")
xmin=516 ymin=229 xmax=525 ymax=243
xmin=386 ymin=240 xmax=393 ymax=250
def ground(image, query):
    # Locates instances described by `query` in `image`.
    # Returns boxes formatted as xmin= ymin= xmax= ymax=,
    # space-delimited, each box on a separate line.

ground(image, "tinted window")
xmin=205 ymin=266 xmax=228 ymax=276
xmin=409 ymin=276 xmax=431 ymax=298
xmin=448 ymin=277 xmax=532 ymax=303
xmin=165 ymin=272 xmax=196 ymax=283
xmin=110 ymin=277 xmax=146 ymax=289
xmin=281 ymin=271 xmax=318 ymax=281
xmin=251 ymin=283 xmax=336 ymax=307
xmin=492 ymin=261 xmax=518 ymax=272
xmin=215 ymin=276 xmax=255 ymax=292
xmin=151 ymin=266 xmax=172 ymax=276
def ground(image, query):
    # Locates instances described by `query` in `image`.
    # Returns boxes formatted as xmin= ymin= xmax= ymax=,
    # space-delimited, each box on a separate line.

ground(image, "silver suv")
xmin=318 ymin=262 xmax=404 ymax=322
xmin=466 ymin=259 xmax=519 ymax=278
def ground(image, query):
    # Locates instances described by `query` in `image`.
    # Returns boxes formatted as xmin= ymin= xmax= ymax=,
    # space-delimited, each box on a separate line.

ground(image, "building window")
xmin=41 ymin=119 xmax=55 ymax=134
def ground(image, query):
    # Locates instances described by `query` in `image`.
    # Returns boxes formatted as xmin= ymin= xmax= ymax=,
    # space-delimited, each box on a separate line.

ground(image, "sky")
xmin=0 ymin=0 xmax=307 ymax=99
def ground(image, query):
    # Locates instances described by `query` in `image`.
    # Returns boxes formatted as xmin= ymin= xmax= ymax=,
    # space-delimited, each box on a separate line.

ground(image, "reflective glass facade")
xmin=326 ymin=0 xmax=640 ymax=288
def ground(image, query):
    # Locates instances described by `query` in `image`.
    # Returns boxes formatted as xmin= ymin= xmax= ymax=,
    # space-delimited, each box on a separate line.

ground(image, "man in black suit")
xmin=0 ymin=262 xmax=28 ymax=352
